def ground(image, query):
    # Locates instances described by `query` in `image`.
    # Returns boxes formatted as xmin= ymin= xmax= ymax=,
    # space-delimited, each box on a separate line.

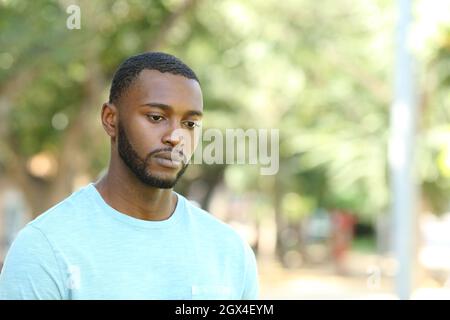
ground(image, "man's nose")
xmin=162 ymin=126 xmax=184 ymax=148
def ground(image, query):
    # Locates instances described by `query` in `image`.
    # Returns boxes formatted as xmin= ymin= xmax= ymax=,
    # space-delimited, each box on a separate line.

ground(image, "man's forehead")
xmin=135 ymin=69 xmax=202 ymax=105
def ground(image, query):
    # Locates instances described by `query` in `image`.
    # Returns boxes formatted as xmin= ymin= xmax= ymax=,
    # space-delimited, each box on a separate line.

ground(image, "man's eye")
xmin=184 ymin=121 xmax=199 ymax=129
xmin=147 ymin=115 xmax=164 ymax=122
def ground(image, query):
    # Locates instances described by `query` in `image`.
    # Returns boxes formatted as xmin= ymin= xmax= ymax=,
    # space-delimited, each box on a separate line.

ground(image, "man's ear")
xmin=101 ymin=102 xmax=118 ymax=139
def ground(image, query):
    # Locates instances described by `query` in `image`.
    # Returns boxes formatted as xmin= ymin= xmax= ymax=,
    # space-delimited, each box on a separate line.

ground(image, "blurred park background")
xmin=2 ymin=0 xmax=450 ymax=299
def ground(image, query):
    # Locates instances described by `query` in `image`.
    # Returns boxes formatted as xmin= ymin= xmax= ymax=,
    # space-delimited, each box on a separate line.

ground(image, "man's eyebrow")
xmin=185 ymin=110 xmax=203 ymax=117
xmin=141 ymin=103 xmax=203 ymax=117
xmin=140 ymin=103 xmax=172 ymax=110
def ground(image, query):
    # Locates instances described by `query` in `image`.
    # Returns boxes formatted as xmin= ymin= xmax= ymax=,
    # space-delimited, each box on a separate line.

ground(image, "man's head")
xmin=101 ymin=52 xmax=203 ymax=189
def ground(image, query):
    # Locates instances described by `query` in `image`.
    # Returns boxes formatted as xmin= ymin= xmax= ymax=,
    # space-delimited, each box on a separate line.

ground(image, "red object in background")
xmin=331 ymin=210 xmax=357 ymax=271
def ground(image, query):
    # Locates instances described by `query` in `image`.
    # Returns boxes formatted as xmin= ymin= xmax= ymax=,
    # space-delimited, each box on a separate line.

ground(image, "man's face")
xmin=115 ymin=69 xmax=203 ymax=188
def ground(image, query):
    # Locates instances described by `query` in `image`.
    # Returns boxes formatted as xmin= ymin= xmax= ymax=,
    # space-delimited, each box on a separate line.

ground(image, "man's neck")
xmin=94 ymin=166 xmax=177 ymax=222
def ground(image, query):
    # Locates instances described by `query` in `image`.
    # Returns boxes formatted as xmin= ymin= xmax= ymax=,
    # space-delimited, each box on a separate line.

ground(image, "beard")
xmin=117 ymin=122 xmax=189 ymax=189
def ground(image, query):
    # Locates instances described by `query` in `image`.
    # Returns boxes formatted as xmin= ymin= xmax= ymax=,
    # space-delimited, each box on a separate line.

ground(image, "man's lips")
xmin=152 ymin=151 xmax=185 ymax=169
xmin=153 ymin=151 xmax=185 ymax=162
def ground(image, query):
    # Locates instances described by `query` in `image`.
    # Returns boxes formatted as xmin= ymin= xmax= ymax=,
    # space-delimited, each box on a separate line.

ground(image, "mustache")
xmin=145 ymin=147 xmax=187 ymax=162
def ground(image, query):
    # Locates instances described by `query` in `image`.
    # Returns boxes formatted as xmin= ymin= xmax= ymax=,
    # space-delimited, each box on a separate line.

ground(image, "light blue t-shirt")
xmin=0 ymin=183 xmax=259 ymax=300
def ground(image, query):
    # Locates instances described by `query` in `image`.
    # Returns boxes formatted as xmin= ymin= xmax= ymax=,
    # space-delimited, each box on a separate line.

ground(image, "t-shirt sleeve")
xmin=0 ymin=225 xmax=66 ymax=300
xmin=241 ymin=242 xmax=259 ymax=300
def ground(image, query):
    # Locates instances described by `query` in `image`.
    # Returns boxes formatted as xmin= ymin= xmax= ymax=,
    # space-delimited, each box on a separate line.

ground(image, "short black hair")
xmin=109 ymin=52 xmax=199 ymax=104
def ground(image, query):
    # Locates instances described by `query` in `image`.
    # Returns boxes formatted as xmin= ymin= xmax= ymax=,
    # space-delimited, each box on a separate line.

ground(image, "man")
xmin=0 ymin=52 xmax=259 ymax=299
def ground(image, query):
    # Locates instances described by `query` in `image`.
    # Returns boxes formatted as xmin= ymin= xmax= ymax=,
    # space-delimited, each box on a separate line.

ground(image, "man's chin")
xmin=139 ymin=170 xmax=179 ymax=188
xmin=140 ymin=176 xmax=178 ymax=189
xmin=137 ymin=163 xmax=188 ymax=188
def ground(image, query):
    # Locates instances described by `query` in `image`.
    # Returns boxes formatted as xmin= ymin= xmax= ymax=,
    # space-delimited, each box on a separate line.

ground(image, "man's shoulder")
xmin=28 ymin=184 xmax=94 ymax=233
xmin=180 ymin=194 xmax=247 ymax=246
